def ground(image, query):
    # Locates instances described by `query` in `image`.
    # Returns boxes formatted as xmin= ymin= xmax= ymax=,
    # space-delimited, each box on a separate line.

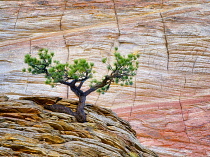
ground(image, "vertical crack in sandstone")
xmin=94 ymin=51 xmax=103 ymax=106
xmin=112 ymin=0 xmax=121 ymax=36
xmin=60 ymin=0 xmax=67 ymax=31
xmin=160 ymin=12 xmax=170 ymax=71
xmin=29 ymin=38 xmax=32 ymax=54
xmin=110 ymin=94 xmax=117 ymax=109
xmin=130 ymin=72 xmax=137 ymax=117
xmin=62 ymin=34 xmax=70 ymax=98
xmin=161 ymin=0 xmax=164 ymax=8
xmin=192 ymin=51 xmax=205 ymax=73
xmin=14 ymin=4 xmax=22 ymax=31
xmin=94 ymin=94 xmax=100 ymax=106
xmin=24 ymin=39 xmax=32 ymax=93
xmin=179 ymin=77 xmax=191 ymax=142
xmin=192 ymin=52 xmax=198 ymax=73
xmin=109 ymin=0 xmax=124 ymax=110
xmin=109 ymin=0 xmax=121 ymax=53
xmin=95 ymin=51 xmax=113 ymax=106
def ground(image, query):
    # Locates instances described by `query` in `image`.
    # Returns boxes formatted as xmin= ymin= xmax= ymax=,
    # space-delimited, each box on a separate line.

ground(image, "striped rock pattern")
xmin=1 ymin=0 xmax=210 ymax=156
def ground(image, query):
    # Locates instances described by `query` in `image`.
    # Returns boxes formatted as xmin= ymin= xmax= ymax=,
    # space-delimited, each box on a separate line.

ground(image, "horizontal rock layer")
xmin=1 ymin=0 xmax=210 ymax=156
xmin=0 ymin=96 xmax=157 ymax=157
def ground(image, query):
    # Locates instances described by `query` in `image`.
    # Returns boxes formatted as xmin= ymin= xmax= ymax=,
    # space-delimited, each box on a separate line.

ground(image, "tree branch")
xmin=84 ymin=75 xmax=112 ymax=96
xmin=59 ymin=80 xmax=84 ymax=97
xmin=59 ymin=80 xmax=72 ymax=86
xmin=77 ymin=81 xmax=85 ymax=89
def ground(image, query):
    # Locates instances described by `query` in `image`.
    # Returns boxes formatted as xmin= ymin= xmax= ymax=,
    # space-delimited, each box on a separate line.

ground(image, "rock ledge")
xmin=0 ymin=96 xmax=157 ymax=157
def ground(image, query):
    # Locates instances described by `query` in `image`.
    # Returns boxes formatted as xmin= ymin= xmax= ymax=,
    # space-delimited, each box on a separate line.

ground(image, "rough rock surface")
xmin=1 ymin=0 xmax=210 ymax=156
xmin=0 ymin=96 xmax=157 ymax=157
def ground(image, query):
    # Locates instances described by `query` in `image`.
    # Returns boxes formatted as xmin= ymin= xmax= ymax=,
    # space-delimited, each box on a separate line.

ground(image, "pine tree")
xmin=23 ymin=48 xmax=140 ymax=122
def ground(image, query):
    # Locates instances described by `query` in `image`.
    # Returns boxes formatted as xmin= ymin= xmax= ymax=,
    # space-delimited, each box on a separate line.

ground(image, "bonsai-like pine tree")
xmin=23 ymin=48 xmax=140 ymax=122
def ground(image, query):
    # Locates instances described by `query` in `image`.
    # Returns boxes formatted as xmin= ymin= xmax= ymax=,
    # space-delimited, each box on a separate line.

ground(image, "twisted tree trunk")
xmin=75 ymin=95 xmax=87 ymax=122
xmin=43 ymin=95 xmax=87 ymax=123
xmin=57 ymin=78 xmax=112 ymax=123
xmin=58 ymin=80 xmax=88 ymax=122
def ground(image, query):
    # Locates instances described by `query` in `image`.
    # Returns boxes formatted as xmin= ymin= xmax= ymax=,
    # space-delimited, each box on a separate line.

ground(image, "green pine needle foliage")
xmin=23 ymin=48 xmax=140 ymax=93
xmin=23 ymin=48 xmax=94 ymax=87
xmin=91 ymin=47 xmax=140 ymax=94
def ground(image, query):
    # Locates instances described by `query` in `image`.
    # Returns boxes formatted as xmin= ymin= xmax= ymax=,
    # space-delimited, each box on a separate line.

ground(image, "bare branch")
xmin=84 ymin=75 xmax=112 ymax=96
xmin=77 ymin=81 xmax=85 ymax=89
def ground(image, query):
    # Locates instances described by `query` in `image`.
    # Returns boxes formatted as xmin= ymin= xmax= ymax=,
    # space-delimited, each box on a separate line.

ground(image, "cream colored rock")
xmin=1 ymin=0 xmax=210 ymax=156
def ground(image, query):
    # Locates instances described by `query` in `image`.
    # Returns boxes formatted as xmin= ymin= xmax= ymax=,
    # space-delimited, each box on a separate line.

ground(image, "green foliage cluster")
xmin=23 ymin=48 xmax=94 ymax=87
xmin=90 ymin=78 xmax=110 ymax=94
xmin=22 ymin=49 xmax=54 ymax=74
xmin=95 ymin=47 xmax=140 ymax=94
xmin=23 ymin=47 xmax=140 ymax=93
xmin=23 ymin=48 xmax=140 ymax=123
xmin=68 ymin=59 xmax=94 ymax=80
xmin=111 ymin=48 xmax=139 ymax=86
xmin=45 ymin=58 xmax=94 ymax=86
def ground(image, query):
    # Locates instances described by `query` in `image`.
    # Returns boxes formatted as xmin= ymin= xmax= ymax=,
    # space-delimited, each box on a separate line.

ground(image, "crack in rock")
xmin=160 ymin=12 xmax=170 ymax=71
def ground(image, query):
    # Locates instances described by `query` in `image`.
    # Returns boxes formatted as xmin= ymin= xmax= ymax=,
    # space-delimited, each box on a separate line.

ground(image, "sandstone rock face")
xmin=0 ymin=96 xmax=157 ymax=157
xmin=1 ymin=0 xmax=210 ymax=156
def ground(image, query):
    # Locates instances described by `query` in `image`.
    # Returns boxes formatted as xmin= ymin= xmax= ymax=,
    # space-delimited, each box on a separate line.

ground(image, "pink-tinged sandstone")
xmin=1 ymin=0 xmax=210 ymax=156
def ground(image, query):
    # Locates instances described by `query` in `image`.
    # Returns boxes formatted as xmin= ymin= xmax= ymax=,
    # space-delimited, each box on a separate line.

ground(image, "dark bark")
xmin=48 ymin=74 xmax=116 ymax=122
xmin=60 ymin=80 xmax=83 ymax=97
xmin=84 ymin=75 xmax=112 ymax=95
xmin=75 ymin=95 xmax=87 ymax=122
xmin=43 ymin=96 xmax=87 ymax=123
xmin=43 ymin=96 xmax=87 ymax=122
xmin=58 ymin=76 xmax=114 ymax=122
xmin=58 ymin=80 xmax=87 ymax=122
xmin=43 ymin=104 xmax=76 ymax=116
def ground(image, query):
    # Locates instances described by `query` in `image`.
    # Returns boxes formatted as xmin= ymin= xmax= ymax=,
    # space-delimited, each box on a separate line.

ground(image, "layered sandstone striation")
xmin=0 ymin=96 xmax=157 ymax=157
xmin=1 ymin=0 xmax=210 ymax=156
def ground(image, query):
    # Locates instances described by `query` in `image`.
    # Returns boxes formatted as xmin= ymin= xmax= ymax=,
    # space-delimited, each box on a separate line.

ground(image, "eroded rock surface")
xmin=0 ymin=96 xmax=157 ymax=157
xmin=1 ymin=0 xmax=210 ymax=156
